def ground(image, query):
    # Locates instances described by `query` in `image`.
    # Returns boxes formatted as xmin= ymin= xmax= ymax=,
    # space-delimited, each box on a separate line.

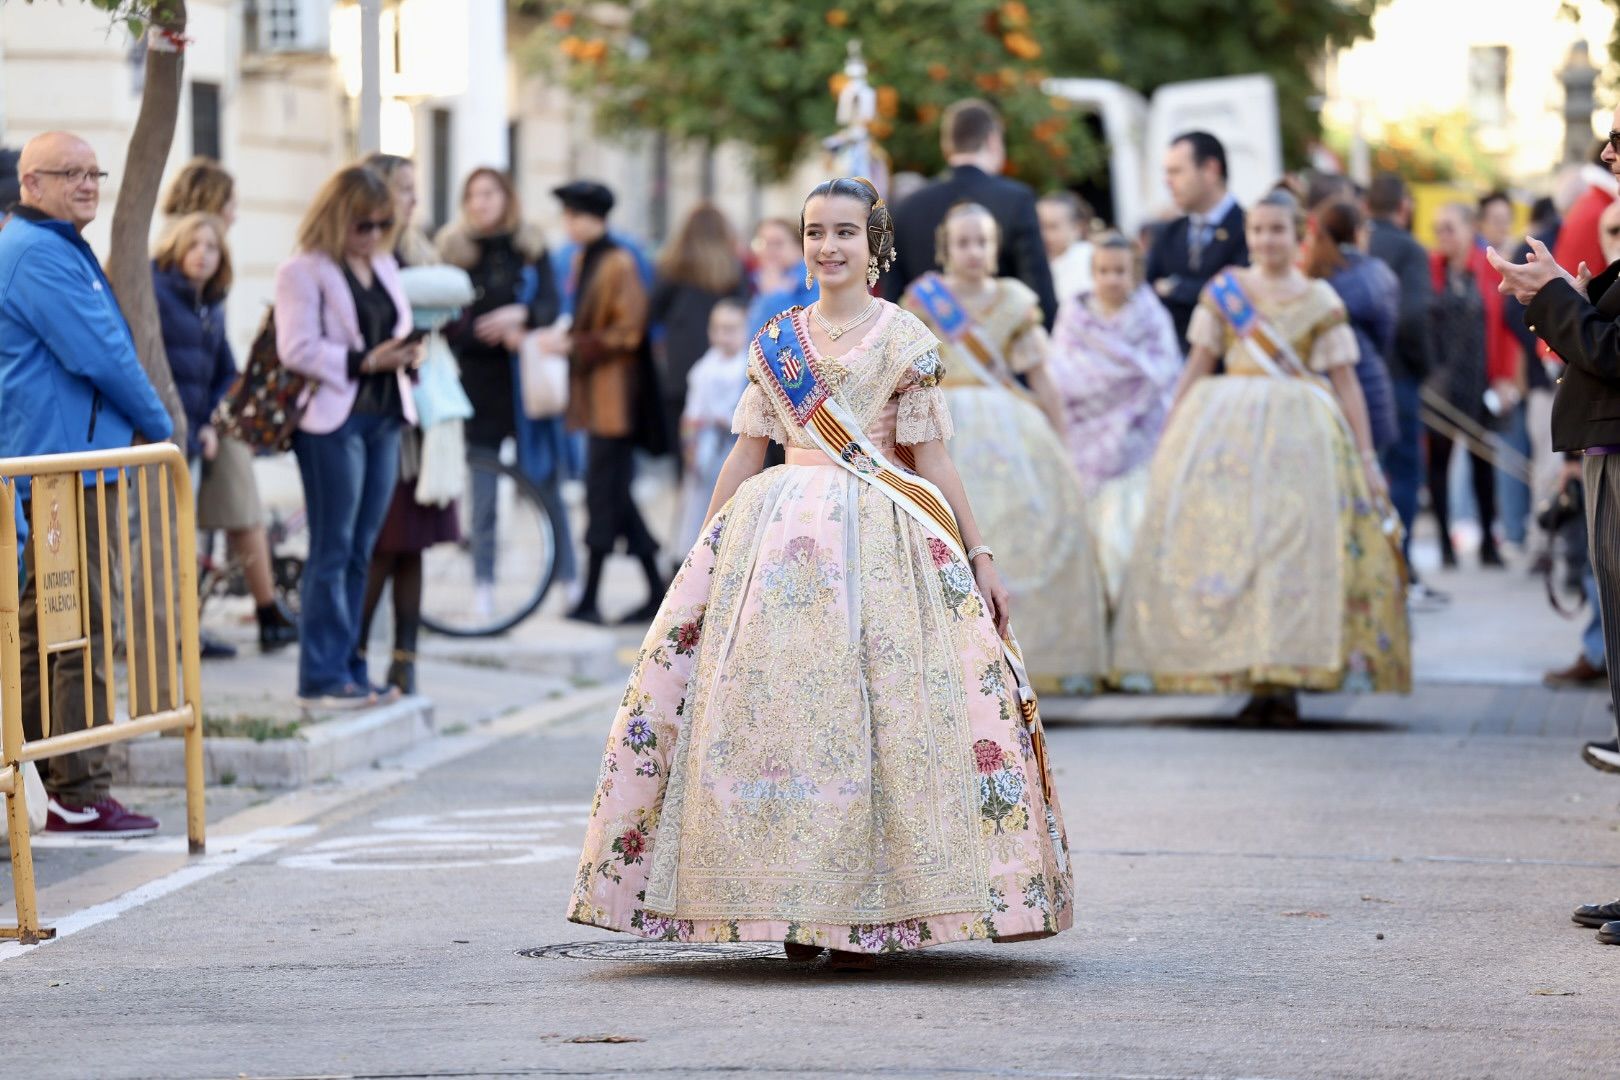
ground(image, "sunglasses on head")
xmin=353 ymin=217 xmax=395 ymax=235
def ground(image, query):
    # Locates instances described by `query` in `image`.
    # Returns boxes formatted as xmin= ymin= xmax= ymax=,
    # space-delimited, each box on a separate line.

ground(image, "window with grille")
xmin=192 ymin=81 xmax=222 ymax=161
xmin=1468 ymin=45 xmax=1510 ymax=129
xmin=261 ymin=0 xmax=303 ymax=49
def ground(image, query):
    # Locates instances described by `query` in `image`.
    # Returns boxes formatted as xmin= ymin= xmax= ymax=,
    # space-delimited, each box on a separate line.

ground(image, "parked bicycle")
xmin=420 ymin=450 xmax=558 ymax=637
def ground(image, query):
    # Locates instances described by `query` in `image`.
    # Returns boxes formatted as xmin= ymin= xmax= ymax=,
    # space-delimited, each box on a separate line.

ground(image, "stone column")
xmin=455 ymin=0 xmax=509 ymax=175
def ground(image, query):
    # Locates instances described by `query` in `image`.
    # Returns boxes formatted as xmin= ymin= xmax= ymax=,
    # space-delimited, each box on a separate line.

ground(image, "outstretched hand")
xmin=1486 ymin=236 xmax=1577 ymax=305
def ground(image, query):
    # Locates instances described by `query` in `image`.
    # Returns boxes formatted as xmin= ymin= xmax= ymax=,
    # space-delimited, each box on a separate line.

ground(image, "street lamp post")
xmin=1561 ymin=40 xmax=1599 ymax=166
xmin=358 ymin=0 xmax=382 ymax=154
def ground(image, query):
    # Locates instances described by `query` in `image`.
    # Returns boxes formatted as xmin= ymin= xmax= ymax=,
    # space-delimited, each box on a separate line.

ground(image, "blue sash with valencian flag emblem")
xmin=909 ymin=273 xmax=970 ymax=341
xmin=905 ymin=273 xmax=1025 ymax=394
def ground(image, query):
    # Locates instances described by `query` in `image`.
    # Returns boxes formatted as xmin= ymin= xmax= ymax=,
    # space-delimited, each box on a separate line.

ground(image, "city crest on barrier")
xmin=30 ymin=474 xmax=83 ymax=647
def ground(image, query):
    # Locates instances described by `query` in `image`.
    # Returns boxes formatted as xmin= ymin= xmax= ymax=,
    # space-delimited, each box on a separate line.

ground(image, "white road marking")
xmin=0 ymin=826 xmax=316 ymax=963
xmin=276 ymin=804 xmax=590 ymax=872
xmin=0 ymin=687 xmax=619 ymax=961
xmin=278 ymin=840 xmax=576 ymax=872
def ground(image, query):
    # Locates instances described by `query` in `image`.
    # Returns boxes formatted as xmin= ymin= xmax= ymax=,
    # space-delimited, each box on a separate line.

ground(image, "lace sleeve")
xmin=894 ymin=346 xmax=955 ymax=445
xmin=730 ymin=379 xmax=789 ymax=443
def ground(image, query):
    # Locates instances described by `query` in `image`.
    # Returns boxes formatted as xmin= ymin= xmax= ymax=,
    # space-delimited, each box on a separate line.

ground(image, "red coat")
xmin=1430 ymin=246 xmax=1522 ymax=385
xmin=1554 ymin=184 xmax=1615 ymax=278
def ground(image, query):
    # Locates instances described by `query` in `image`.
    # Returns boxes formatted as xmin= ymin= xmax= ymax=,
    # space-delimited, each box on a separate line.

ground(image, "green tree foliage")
xmin=524 ymin=0 xmax=1381 ymax=187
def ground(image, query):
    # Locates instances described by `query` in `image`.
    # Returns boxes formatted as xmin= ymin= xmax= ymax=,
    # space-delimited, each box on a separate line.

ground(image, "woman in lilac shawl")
xmin=1047 ymin=235 xmax=1181 ymax=607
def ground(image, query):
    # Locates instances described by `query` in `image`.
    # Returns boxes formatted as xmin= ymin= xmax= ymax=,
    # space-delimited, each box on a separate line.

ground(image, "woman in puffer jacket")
xmin=152 ymin=212 xmax=238 ymax=480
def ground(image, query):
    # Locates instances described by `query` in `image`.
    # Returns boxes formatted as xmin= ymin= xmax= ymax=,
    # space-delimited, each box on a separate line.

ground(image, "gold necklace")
xmin=812 ymin=296 xmax=877 ymax=340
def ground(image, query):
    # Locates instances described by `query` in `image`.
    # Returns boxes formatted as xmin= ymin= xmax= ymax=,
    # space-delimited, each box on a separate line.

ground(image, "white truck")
xmin=1044 ymin=73 xmax=1284 ymax=233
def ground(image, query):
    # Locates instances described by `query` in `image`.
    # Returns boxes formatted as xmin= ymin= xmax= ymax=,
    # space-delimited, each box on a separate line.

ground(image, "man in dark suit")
xmin=1144 ymin=131 xmax=1249 ymax=351
xmin=1491 ymin=116 xmax=1620 ymax=947
xmin=883 ymin=98 xmax=1058 ymax=328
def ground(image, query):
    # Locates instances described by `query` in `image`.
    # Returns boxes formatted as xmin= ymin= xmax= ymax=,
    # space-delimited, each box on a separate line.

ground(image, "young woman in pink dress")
xmin=567 ymin=177 xmax=1073 ymax=970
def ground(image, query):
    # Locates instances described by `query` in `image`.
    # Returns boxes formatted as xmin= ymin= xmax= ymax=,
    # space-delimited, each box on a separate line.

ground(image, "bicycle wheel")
xmin=421 ymin=451 xmax=558 ymax=637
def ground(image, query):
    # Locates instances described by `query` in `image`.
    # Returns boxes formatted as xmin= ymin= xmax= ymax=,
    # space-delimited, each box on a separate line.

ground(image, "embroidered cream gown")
xmin=567 ymin=302 xmax=1073 ymax=954
xmin=1112 ymin=280 xmax=1411 ymax=694
xmin=902 ymin=277 xmax=1108 ymax=694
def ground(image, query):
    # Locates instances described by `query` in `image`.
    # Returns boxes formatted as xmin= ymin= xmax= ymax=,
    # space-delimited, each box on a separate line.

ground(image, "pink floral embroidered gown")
xmin=567 ymin=301 xmax=1074 ymax=954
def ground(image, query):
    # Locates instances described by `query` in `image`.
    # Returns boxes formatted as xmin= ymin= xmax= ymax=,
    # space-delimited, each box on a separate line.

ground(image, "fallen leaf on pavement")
xmin=1360 ymin=895 xmax=1394 ymax=904
xmin=1530 ymin=989 xmax=1576 ymax=997
xmin=567 ymin=1034 xmax=645 ymax=1044
xmin=1280 ymin=911 xmax=1329 ymax=918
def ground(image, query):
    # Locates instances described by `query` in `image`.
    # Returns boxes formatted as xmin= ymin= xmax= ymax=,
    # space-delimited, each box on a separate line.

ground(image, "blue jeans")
xmin=1379 ymin=374 xmax=1423 ymax=567
xmin=292 ymin=411 xmax=401 ymax=695
xmin=1584 ymin=567 xmax=1606 ymax=668
xmin=1496 ymin=401 xmax=1531 ymax=545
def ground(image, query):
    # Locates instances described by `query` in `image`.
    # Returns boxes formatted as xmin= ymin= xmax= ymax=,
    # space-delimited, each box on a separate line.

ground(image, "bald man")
xmin=0 ymin=131 xmax=172 ymax=837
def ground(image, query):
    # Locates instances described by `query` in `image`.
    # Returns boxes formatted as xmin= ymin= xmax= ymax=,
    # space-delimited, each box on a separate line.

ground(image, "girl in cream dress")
xmin=901 ymin=203 xmax=1107 ymax=695
xmin=1112 ymin=189 xmax=1410 ymax=721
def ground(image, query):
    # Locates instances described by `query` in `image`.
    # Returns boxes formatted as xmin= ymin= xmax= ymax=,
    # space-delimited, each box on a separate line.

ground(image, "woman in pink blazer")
xmin=275 ymin=165 xmax=421 ymax=708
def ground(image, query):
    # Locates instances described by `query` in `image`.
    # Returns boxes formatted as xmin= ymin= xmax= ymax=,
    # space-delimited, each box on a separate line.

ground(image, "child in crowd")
xmin=673 ymin=297 xmax=750 ymax=555
xmin=152 ymin=212 xmax=236 ymax=482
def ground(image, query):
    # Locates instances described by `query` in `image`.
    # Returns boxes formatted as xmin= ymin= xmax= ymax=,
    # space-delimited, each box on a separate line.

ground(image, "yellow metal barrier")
xmin=0 ymin=444 xmax=206 ymax=944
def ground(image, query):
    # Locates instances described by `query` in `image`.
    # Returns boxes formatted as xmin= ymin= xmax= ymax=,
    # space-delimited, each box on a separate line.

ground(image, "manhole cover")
xmin=521 ymin=941 xmax=785 ymax=962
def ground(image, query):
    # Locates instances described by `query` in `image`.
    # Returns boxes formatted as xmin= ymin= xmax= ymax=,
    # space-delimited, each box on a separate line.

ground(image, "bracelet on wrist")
xmin=967 ymin=545 xmax=994 ymax=563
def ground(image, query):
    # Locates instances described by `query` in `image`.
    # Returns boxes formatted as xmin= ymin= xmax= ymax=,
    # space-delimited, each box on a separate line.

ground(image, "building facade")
xmin=0 ymin=0 xmax=800 ymax=354
xmin=1323 ymin=0 xmax=1617 ymax=186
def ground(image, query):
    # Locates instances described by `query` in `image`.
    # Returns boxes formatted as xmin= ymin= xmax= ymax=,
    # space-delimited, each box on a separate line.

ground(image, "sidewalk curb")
xmin=108 ymin=695 xmax=436 ymax=789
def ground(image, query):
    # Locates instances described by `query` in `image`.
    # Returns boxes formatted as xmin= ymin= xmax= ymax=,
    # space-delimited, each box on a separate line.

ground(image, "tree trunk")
xmin=104 ymin=0 xmax=188 ymax=447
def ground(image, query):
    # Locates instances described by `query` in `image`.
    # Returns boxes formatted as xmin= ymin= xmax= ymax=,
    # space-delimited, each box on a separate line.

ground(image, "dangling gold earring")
xmin=866 ymin=256 xmax=881 ymax=288
xmin=805 ymin=263 xmax=815 ymax=290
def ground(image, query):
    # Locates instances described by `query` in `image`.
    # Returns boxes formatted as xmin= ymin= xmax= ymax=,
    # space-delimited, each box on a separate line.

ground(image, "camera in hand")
xmin=1536 ymin=476 xmax=1584 ymax=534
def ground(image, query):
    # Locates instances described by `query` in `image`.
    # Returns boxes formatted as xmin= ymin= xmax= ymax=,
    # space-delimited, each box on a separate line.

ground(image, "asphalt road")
xmin=2 ymin=688 xmax=1616 ymax=1080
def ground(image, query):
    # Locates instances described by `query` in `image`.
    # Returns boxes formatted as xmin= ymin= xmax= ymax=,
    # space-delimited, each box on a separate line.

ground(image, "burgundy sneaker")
xmin=45 ymin=797 xmax=159 ymax=838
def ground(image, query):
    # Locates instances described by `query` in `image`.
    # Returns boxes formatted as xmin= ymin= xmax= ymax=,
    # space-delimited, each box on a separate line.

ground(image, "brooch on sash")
xmin=838 ymin=442 xmax=877 ymax=475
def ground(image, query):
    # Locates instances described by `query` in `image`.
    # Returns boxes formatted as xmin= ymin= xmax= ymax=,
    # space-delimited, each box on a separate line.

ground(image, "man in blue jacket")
xmin=0 ymin=131 xmax=174 ymax=837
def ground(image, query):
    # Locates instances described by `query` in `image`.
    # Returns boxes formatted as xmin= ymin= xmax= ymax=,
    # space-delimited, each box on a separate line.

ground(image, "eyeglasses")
xmin=352 ymin=218 xmax=395 ymax=235
xmin=1609 ymin=130 xmax=1620 ymax=155
xmin=34 ymin=168 xmax=109 ymax=186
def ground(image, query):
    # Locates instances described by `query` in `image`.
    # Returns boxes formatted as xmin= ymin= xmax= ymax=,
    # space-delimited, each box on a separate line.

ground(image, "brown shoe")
xmin=1544 ymin=656 xmax=1607 ymax=688
xmin=782 ymin=942 xmax=823 ymax=962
